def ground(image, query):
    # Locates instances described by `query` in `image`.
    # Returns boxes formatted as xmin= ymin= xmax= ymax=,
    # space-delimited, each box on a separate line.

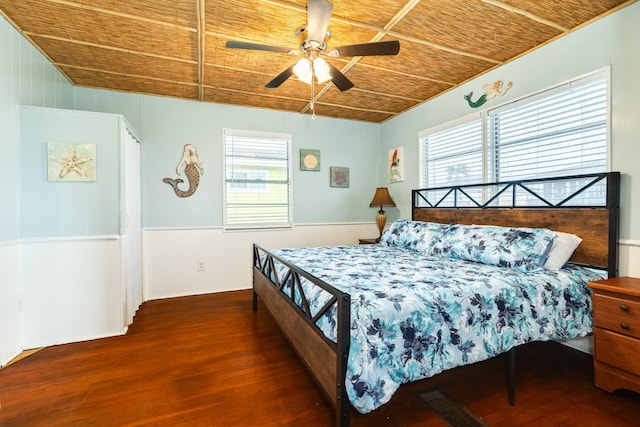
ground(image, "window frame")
xmin=222 ymin=128 xmax=293 ymax=231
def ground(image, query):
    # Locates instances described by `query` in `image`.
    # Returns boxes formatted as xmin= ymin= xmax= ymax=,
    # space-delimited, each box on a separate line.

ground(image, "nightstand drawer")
xmin=595 ymin=328 xmax=640 ymax=376
xmin=593 ymin=294 xmax=640 ymax=339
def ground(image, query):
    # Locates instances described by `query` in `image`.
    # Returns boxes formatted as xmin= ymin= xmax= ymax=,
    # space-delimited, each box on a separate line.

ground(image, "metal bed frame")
xmin=252 ymin=172 xmax=620 ymax=427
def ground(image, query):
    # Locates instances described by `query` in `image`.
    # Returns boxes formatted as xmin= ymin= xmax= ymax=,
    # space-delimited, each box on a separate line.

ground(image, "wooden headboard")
xmin=412 ymin=173 xmax=620 ymax=277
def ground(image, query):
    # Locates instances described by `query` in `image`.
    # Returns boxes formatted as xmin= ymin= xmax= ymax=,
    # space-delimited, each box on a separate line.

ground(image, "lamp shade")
xmin=369 ymin=187 xmax=396 ymax=208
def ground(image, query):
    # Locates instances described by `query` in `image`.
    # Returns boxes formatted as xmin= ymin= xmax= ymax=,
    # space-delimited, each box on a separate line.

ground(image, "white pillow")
xmin=544 ymin=231 xmax=583 ymax=270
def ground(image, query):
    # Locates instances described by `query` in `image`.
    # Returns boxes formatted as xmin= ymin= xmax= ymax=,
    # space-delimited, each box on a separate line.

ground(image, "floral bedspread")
xmin=269 ymin=244 xmax=603 ymax=414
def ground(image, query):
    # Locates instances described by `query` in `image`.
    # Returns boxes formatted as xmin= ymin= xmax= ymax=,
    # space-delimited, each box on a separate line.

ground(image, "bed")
xmin=252 ymin=172 xmax=620 ymax=427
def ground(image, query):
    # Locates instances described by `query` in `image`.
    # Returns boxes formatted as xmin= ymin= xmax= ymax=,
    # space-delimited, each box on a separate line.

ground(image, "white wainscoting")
xmin=21 ymin=237 xmax=125 ymax=349
xmin=142 ymin=226 xmax=640 ymax=302
xmin=560 ymin=336 xmax=593 ymax=354
xmin=559 ymin=240 xmax=640 ymax=354
xmin=142 ymin=222 xmax=379 ymax=300
xmin=0 ymin=241 xmax=23 ymax=366
xmin=619 ymin=240 xmax=640 ymax=278
xmin=5 ymin=229 xmax=634 ymax=356
xmin=142 ymin=225 xmax=640 ymax=356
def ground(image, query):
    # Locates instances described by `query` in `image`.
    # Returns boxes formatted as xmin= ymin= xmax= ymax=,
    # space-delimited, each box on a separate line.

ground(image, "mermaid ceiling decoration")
xmin=163 ymin=144 xmax=204 ymax=198
xmin=464 ymin=80 xmax=513 ymax=108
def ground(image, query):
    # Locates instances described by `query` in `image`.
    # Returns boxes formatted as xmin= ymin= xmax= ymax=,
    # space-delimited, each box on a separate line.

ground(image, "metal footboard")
xmin=252 ymin=244 xmax=351 ymax=427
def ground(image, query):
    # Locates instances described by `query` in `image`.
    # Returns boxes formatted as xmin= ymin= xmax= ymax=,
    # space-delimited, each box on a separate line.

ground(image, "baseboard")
xmin=0 ymin=348 xmax=43 ymax=369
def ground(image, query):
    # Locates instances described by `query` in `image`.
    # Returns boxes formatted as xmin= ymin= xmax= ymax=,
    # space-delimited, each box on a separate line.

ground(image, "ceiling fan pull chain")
xmin=311 ymin=65 xmax=316 ymax=120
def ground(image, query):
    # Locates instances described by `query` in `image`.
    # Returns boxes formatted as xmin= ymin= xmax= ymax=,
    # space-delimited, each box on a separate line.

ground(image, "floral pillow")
xmin=440 ymin=224 xmax=555 ymax=272
xmin=380 ymin=219 xmax=448 ymax=256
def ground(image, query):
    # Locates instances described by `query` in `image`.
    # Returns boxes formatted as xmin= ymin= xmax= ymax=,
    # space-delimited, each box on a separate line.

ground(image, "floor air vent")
xmin=418 ymin=388 xmax=489 ymax=427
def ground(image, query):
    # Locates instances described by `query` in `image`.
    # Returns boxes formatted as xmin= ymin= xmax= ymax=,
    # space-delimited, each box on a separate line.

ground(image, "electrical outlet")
xmin=197 ymin=261 xmax=205 ymax=271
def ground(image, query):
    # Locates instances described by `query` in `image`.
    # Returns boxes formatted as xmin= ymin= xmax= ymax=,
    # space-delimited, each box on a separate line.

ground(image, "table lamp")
xmin=369 ymin=187 xmax=396 ymax=241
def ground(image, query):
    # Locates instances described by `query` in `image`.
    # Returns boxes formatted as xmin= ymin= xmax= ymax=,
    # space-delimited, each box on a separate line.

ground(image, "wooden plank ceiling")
xmin=0 ymin=0 xmax=634 ymax=123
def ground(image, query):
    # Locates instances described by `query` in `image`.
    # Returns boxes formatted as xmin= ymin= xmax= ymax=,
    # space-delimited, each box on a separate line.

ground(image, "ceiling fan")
xmin=225 ymin=0 xmax=400 ymax=93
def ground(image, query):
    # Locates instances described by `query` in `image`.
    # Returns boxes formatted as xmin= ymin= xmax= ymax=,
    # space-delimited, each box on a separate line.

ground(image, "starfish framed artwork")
xmin=47 ymin=142 xmax=97 ymax=182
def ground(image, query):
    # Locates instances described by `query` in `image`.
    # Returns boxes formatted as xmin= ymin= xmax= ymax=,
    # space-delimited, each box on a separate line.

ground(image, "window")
xmin=419 ymin=70 xmax=609 ymax=191
xmin=223 ymin=129 xmax=291 ymax=229
xmin=488 ymin=75 xmax=608 ymax=181
xmin=229 ymin=170 xmax=268 ymax=191
xmin=418 ymin=114 xmax=484 ymax=188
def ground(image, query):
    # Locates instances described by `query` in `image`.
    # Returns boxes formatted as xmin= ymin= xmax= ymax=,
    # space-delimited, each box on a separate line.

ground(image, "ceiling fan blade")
xmin=327 ymin=62 xmax=354 ymax=92
xmin=226 ymin=40 xmax=295 ymax=54
xmin=307 ymin=0 xmax=333 ymax=45
xmin=265 ymin=66 xmax=295 ymax=88
xmin=329 ymin=40 xmax=400 ymax=57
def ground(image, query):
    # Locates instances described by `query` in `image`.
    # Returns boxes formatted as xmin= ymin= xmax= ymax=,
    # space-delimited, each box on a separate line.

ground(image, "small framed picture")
xmin=300 ymin=149 xmax=320 ymax=171
xmin=47 ymin=142 xmax=97 ymax=182
xmin=388 ymin=146 xmax=404 ymax=183
xmin=330 ymin=166 xmax=349 ymax=188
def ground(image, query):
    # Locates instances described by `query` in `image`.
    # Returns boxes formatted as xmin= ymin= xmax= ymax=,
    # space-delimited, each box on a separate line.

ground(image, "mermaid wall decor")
xmin=464 ymin=80 xmax=513 ymax=108
xmin=163 ymin=144 xmax=204 ymax=198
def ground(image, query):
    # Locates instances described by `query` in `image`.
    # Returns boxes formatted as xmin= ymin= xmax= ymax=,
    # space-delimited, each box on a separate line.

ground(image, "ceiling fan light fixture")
xmin=293 ymin=57 xmax=331 ymax=85
xmin=313 ymin=57 xmax=331 ymax=84
xmin=225 ymin=0 xmax=399 ymax=98
xmin=293 ymin=58 xmax=313 ymax=84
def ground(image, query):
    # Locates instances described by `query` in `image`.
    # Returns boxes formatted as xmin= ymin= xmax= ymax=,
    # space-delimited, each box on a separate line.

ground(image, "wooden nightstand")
xmin=358 ymin=238 xmax=379 ymax=245
xmin=588 ymin=276 xmax=640 ymax=395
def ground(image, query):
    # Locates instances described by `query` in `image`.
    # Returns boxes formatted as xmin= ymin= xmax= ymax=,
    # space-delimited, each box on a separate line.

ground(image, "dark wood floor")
xmin=1 ymin=290 xmax=638 ymax=426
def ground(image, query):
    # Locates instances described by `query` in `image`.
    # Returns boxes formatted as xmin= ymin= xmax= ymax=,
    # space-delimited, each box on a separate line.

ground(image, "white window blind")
xmin=419 ymin=70 xmax=608 ymax=193
xmin=223 ymin=129 xmax=291 ymax=229
xmin=419 ymin=116 xmax=483 ymax=188
xmin=488 ymin=75 xmax=607 ymax=181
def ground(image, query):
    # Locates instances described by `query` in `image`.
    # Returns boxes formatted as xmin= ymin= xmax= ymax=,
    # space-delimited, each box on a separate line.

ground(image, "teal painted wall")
xmin=381 ymin=2 xmax=640 ymax=240
xmin=20 ymin=107 xmax=122 ymax=238
xmin=0 ymin=16 xmax=73 ymax=242
xmin=0 ymin=15 xmax=74 ymax=364
xmin=73 ymin=90 xmax=383 ymax=228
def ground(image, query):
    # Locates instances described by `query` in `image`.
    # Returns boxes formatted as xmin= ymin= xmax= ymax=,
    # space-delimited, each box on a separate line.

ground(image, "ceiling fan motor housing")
xmin=296 ymin=25 xmax=331 ymax=53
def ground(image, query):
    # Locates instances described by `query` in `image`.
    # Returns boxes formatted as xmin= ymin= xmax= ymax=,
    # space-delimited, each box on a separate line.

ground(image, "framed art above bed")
xmin=253 ymin=172 xmax=620 ymax=427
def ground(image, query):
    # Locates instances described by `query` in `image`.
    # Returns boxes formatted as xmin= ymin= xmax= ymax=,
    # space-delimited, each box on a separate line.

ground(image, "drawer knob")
xmin=620 ymin=322 xmax=629 ymax=330
xmin=620 ymin=304 xmax=629 ymax=312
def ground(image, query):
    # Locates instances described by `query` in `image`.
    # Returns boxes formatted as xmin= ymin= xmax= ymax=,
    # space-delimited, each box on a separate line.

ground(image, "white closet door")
xmin=123 ymin=129 xmax=142 ymax=325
